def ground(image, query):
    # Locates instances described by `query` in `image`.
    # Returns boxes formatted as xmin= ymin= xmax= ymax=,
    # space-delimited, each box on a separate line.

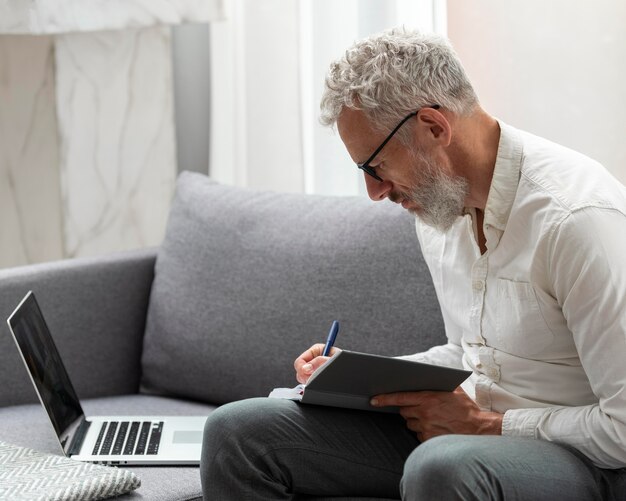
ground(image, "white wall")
xmin=447 ymin=0 xmax=626 ymax=183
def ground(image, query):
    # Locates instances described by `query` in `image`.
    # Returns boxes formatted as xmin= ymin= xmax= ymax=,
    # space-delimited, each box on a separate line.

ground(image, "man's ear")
xmin=416 ymin=108 xmax=452 ymax=148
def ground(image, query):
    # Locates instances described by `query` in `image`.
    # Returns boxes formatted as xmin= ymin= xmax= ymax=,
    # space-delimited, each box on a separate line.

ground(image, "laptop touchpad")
xmin=173 ymin=431 xmax=203 ymax=444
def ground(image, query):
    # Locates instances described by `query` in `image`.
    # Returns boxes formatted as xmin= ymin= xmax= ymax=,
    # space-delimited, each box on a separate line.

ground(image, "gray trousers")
xmin=200 ymin=398 xmax=626 ymax=500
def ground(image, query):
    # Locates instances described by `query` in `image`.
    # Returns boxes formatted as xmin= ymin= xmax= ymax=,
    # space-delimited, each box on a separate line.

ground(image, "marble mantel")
xmin=0 ymin=0 xmax=222 ymax=268
xmin=0 ymin=0 xmax=223 ymax=34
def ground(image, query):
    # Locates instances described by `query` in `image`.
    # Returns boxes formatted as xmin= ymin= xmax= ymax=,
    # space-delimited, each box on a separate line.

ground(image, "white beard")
xmin=406 ymin=153 xmax=469 ymax=232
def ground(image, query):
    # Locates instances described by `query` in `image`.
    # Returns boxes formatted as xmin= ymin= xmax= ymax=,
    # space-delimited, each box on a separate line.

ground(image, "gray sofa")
xmin=0 ymin=172 xmax=446 ymax=500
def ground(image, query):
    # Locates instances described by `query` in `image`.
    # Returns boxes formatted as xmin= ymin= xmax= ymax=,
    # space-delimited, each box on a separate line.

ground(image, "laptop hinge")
xmin=68 ymin=419 xmax=91 ymax=456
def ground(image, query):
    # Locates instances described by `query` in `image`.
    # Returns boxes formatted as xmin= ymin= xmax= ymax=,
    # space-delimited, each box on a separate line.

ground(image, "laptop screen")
xmin=7 ymin=292 xmax=85 ymax=447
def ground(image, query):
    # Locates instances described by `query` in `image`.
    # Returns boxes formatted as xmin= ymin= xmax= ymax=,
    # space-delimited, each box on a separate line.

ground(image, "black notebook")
xmin=269 ymin=350 xmax=471 ymax=413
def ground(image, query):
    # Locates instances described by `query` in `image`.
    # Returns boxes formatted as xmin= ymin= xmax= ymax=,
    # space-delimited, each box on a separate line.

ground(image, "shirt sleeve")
xmin=397 ymin=343 xmax=465 ymax=370
xmin=502 ymin=207 xmax=626 ymax=468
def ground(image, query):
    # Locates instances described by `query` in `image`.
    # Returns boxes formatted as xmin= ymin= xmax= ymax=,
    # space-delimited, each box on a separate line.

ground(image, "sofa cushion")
xmin=140 ymin=172 xmax=446 ymax=404
xmin=0 ymin=395 xmax=214 ymax=501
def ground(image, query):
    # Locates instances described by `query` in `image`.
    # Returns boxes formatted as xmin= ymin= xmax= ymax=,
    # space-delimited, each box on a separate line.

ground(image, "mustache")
xmin=388 ymin=190 xmax=410 ymax=204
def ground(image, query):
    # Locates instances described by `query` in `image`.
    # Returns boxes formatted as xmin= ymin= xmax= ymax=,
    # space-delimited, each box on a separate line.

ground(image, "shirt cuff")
xmin=502 ymin=408 xmax=551 ymax=438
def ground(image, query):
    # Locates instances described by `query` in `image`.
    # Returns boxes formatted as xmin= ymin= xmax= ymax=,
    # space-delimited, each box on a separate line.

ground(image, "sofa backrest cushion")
xmin=140 ymin=172 xmax=446 ymax=404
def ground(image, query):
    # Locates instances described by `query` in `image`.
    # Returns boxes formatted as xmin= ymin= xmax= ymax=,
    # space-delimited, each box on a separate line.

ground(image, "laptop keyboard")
xmin=92 ymin=421 xmax=164 ymax=456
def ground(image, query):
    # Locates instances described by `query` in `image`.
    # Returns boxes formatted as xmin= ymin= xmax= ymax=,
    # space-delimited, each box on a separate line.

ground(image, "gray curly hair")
xmin=320 ymin=28 xmax=479 ymax=141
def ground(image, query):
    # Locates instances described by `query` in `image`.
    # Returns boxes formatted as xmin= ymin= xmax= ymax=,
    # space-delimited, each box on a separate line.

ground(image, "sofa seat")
xmin=0 ymin=394 xmax=215 ymax=501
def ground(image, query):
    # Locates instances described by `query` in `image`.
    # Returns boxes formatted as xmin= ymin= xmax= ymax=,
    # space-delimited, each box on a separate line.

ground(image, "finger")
xmin=306 ymin=356 xmax=331 ymax=374
xmin=398 ymin=406 xmax=422 ymax=420
xmin=295 ymin=354 xmax=332 ymax=384
xmin=405 ymin=418 xmax=421 ymax=433
xmin=294 ymin=344 xmax=326 ymax=372
xmin=404 ymin=419 xmax=426 ymax=443
xmin=453 ymin=386 xmax=469 ymax=398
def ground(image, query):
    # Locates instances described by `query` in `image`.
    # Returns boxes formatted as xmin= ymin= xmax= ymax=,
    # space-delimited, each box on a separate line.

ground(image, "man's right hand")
xmin=294 ymin=344 xmax=339 ymax=384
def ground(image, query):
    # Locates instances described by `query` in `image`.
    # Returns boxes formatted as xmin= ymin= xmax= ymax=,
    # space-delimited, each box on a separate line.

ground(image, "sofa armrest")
xmin=0 ymin=248 xmax=157 ymax=408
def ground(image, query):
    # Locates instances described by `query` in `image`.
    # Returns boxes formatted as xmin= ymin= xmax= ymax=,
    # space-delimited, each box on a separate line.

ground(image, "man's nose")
xmin=364 ymin=174 xmax=392 ymax=201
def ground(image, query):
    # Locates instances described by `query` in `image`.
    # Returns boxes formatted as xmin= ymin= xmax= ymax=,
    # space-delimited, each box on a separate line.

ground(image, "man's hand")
xmin=293 ymin=344 xmax=339 ymax=384
xmin=370 ymin=387 xmax=503 ymax=442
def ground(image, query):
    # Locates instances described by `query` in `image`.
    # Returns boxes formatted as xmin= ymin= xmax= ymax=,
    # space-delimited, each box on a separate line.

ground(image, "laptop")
xmin=6 ymin=291 xmax=207 ymax=465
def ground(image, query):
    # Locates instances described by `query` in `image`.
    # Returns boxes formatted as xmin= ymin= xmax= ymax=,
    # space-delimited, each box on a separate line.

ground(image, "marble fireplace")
xmin=0 ymin=0 xmax=222 ymax=268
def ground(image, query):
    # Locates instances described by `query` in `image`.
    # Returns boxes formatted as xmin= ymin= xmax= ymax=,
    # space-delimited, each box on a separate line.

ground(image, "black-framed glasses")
xmin=357 ymin=105 xmax=441 ymax=182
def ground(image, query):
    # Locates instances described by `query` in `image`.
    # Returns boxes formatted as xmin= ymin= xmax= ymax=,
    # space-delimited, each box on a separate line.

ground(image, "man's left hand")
xmin=370 ymin=387 xmax=503 ymax=442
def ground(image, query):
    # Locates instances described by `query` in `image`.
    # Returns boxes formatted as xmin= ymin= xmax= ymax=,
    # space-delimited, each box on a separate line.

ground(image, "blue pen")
xmin=322 ymin=320 xmax=340 ymax=357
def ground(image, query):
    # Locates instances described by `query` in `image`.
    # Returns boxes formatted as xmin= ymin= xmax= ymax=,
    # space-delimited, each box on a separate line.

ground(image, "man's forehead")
xmin=337 ymin=107 xmax=371 ymax=136
xmin=337 ymin=108 xmax=380 ymax=161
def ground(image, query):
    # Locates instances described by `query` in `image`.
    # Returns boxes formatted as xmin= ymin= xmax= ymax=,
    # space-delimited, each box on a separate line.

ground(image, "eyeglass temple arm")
xmin=366 ymin=105 xmax=440 ymax=162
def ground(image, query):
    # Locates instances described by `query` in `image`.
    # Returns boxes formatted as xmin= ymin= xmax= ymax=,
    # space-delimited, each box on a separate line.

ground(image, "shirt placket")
xmin=468 ymin=221 xmax=500 ymax=411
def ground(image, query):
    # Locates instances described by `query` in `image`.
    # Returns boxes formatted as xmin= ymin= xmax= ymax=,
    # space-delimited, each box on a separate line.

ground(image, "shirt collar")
xmin=483 ymin=120 xmax=524 ymax=232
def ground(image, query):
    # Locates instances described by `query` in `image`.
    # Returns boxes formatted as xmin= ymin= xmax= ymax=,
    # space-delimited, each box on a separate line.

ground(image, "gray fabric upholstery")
xmin=0 ymin=395 xmax=215 ymax=501
xmin=141 ymin=172 xmax=446 ymax=405
xmin=0 ymin=248 xmax=156 ymax=407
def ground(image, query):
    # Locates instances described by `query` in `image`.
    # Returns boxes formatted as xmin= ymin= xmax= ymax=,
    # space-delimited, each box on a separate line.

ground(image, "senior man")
xmin=201 ymin=29 xmax=626 ymax=500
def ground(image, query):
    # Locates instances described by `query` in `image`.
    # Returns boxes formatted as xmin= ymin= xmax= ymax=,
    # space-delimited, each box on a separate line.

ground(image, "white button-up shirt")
xmin=405 ymin=121 xmax=626 ymax=468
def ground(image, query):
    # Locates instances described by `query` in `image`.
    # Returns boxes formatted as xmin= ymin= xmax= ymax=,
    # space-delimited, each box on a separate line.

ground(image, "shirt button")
xmin=473 ymin=281 xmax=484 ymax=291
